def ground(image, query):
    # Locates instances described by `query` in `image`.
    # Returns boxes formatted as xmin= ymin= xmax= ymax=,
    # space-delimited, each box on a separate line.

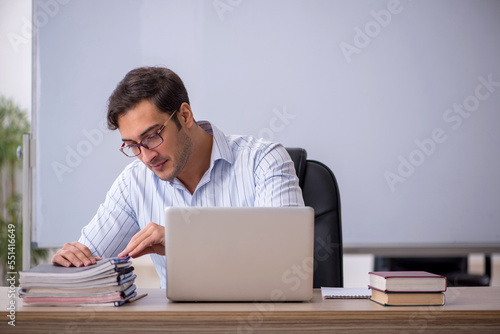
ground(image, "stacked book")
xmin=19 ymin=256 xmax=137 ymax=306
xmin=368 ymin=271 xmax=447 ymax=306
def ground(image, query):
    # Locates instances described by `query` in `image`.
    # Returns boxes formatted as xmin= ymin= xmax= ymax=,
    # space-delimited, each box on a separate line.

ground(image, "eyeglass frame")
xmin=119 ymin=110 xmax=177 ymax=157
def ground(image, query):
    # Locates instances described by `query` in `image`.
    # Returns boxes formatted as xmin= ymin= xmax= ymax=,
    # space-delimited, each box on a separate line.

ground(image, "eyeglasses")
xmin=119 ymin=111 xmax=177 ymax=157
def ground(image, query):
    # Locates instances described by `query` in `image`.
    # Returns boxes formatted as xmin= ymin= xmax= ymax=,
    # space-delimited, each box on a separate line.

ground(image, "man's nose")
xmin=140 ymin=147 xmax=158 ymax=164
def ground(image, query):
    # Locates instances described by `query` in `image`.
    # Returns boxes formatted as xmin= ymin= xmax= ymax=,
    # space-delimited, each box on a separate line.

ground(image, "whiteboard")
xmin=33 ymin=0 xmax=500 ymax=251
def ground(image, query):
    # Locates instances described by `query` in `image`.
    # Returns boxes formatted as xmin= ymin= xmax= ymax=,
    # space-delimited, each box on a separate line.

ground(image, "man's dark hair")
xmin=107 ymin=66 xmax=190 ymax=130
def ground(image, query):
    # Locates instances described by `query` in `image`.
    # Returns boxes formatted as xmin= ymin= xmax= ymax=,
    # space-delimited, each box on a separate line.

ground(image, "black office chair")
xmin=286 ymin=148 xmax=343 ymax=288
xmin=373 ymin=256 xmax=491 ymax=286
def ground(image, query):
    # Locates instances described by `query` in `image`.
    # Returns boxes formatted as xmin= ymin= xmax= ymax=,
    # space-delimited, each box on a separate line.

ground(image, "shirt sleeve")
xmin=253 ymin=143 xmax=305 ymax=207
xmin=78 ymin=168 xmax=140 ymax=258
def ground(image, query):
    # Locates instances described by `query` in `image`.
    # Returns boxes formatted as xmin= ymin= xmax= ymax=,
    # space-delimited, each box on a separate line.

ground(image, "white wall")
xmin=32 ymin=0 xmax=500 ymax=250
xmin=0 ymin=0 xmax=31 ymax=113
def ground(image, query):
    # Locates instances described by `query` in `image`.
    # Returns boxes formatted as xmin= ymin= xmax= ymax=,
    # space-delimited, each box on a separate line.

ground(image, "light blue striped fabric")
xmin=79 ymin=121 xmax=304 ymax=287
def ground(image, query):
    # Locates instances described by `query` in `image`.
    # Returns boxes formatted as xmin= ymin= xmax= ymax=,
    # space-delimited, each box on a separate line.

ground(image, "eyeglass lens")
xmin=123 ymin=133 xmax=163 ymax=157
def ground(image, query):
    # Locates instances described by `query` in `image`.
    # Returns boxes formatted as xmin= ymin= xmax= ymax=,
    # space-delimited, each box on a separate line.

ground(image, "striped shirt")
xmin=79 ymin=121 xmax=304 ymax=287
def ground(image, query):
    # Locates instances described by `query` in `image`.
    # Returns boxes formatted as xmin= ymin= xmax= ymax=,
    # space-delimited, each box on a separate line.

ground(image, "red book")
xmin=368 ymin=271 xmax=447 ymax=293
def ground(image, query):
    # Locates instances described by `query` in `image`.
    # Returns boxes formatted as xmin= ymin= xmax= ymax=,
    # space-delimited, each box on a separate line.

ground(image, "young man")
xmin=51 ymin=67 xmax=304 ymax=287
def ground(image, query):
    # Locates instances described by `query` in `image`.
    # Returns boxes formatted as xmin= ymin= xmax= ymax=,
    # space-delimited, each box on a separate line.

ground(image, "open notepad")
xmin=321 ymin=287 xmax=371 ymax=299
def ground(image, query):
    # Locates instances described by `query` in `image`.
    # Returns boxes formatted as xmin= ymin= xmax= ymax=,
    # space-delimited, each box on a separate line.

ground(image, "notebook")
xmin=321 ymin=287 xmax=371 ymax=299
xmin=164 ymin=206 xmax=314 ymax=302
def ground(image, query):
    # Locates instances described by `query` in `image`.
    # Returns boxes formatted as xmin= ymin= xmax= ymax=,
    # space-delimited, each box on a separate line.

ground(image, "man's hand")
xmin=52 ymin=241 xmax=101 ymax=267
xmin=118 ymin=222 xmax=165 ymax=258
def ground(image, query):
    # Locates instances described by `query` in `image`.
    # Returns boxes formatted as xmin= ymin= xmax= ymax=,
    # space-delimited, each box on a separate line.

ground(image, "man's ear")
xmin=177 ymin=102 xmax=194 ymax=128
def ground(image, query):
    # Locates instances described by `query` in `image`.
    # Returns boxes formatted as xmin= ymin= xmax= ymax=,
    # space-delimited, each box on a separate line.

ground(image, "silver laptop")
xmin=164 ymin=207 xmax=314 ymax=302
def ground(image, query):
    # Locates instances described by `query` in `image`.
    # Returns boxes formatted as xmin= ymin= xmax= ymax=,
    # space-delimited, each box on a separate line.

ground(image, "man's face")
xmin=117 ymin=99 xmax=193 ymax=181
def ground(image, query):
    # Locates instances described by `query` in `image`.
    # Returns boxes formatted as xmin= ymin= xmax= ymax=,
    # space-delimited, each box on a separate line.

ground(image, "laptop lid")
xmin=164 ymin=206 xmax=314 ymax=302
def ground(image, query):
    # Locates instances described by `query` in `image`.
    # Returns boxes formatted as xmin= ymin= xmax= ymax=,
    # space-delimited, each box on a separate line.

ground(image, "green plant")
xmin=0 ymin=96 xmax=49 ymax=285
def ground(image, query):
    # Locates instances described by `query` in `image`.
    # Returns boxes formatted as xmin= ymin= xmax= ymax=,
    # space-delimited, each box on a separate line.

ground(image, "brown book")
xmin=370 ymin=289 xmax=445 ymax=306
xmin=368 ymin=271 xmax=447 ymax=292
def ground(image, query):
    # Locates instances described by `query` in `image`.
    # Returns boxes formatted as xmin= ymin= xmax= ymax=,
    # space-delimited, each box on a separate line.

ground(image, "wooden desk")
xmin=1 ymin=287 xmax=499 ymax=333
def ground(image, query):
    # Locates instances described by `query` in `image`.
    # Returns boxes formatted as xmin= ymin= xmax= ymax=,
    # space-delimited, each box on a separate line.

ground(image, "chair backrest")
xmin=286 ymin=147 xmax=343 ymax=288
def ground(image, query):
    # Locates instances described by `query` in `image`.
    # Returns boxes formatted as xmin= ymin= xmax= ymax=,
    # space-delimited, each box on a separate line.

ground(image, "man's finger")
xmin=51 ymin=253 xmax=72 ymax=267
xmin=119 ymin=232 xmax=150 ymax=257
xmin=120 ymin=234 xmax=154 ymax=257
xmin=129 ymin=237 xmax=156 ymax=257
xmin=52 ymin=242 xmax=96 ymax=267
xmin=118 ymin=222 xmax=165 ymax=257
xmin=72 ymin=242 xmax=98 ymax=264
xmin=64 ymin=242 xmax=96 ymax=266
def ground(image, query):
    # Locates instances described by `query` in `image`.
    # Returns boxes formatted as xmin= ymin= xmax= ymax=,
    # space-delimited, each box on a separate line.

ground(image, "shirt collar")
xmin=198 ymin=120 xmax=234 ymax=166
xmin=166 ymin=121 xmax=234 ymax=189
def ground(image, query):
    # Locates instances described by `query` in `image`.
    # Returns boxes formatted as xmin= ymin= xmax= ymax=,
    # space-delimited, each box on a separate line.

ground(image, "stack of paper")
xmin=19 ymin=256 xmax=137 ymax=306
